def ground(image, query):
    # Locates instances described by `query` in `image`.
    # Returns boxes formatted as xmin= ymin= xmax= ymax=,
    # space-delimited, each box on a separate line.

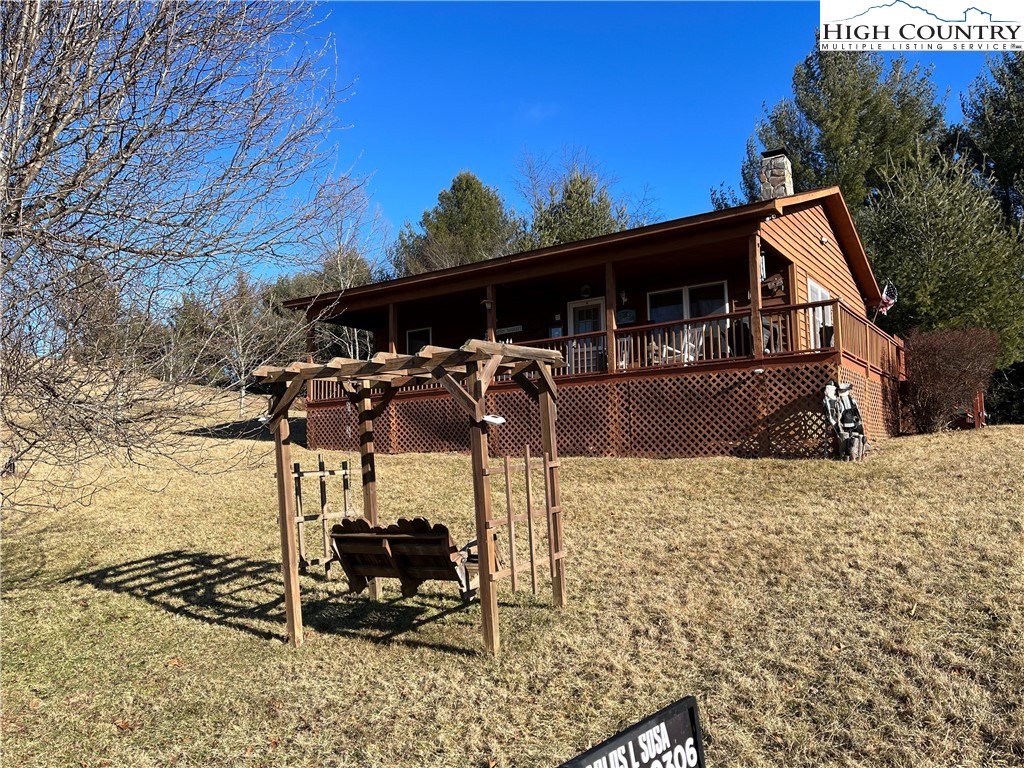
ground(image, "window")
xmin=647 ymin=282 xmax=727 ymax=322
xmin=648 ymin=289 xmax=685 ymax=323
xmin=687 ymin=282 xmax=728 ymax=318
xmin=808 ymin=279 xmax=830 ymax=305
xmin=406 ymin=327 xmax=432 ymax=353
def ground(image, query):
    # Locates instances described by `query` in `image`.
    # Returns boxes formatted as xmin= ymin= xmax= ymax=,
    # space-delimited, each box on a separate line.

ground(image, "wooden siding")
xmin=760 ymin=205 xmax=866 ymax=317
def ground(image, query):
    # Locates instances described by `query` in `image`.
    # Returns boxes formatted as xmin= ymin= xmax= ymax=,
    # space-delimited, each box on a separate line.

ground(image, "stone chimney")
xmin=759 ymin=148 xmax=793 ymax=200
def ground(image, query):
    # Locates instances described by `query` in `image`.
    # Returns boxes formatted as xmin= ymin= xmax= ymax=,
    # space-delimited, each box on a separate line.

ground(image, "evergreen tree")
xmin=391 ymin=172 xmax=522 ymax=276
xmin=526 ymin=168 xmax=632 ymax=248
xmin=165 ymin=293 xmax=221 ymax=384
xmin=737 ymin=47 xmax=943 ymax=207
xmin=960 ymin=52 xmax=1024 ymax=226
xmin=859 ymin=149 xmax=1024 ymax=365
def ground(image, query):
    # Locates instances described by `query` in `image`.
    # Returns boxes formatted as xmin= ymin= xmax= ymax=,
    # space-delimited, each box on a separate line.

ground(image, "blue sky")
xmin=319 ymin=1 xmax=993 ymax=239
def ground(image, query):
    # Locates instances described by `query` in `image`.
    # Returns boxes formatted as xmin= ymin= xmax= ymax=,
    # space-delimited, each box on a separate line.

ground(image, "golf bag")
xmin=823 ymin=380 xmax=867 ymax=461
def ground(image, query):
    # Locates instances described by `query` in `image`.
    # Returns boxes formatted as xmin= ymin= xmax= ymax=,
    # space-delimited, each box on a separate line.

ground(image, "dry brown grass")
xmin=2 ymin=407 xmax=1022 ymax=767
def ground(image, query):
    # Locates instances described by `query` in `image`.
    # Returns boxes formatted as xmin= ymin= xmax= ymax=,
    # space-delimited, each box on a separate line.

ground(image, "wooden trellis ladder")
xmin=497 ymin=445 xmax=563 ymax=595
xmin=284 ymin=454 xmax=357 ymax=577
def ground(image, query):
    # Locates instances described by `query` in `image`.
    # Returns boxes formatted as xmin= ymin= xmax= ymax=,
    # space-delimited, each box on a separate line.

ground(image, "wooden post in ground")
xmin=503 ymin=456 xmax=518 ymax=593
xmin=271 ymin=410 xmax=304 ymax=647
xmin=749 ymin=233 xmax=764 ymax=359
xmin=468 ymin=362 xmax=500 ymax=655
xmin=294 ymin=461 xmax=306 ymax=570
xmin=356 ymin=381 xmax=382 ymax=599
xmin=319 ymin=454 xmax=335 ymax=578
xmin=537 ymin=364 xmax=567 ymax=608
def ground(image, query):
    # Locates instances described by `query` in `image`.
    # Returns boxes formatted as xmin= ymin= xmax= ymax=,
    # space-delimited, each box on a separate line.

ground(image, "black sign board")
xmin=559 ymin=696 xmax=705 ymax=768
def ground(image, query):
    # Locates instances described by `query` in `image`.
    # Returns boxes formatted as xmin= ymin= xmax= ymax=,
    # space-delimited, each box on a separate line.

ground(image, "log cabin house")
xmin=287 ymin=151 xmax=904 ymax=458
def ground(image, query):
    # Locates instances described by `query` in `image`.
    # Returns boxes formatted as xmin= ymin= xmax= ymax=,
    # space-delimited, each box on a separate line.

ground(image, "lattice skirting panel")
xmin=308 ymin=360 xmax=847 ymax=458
xmin=306 ymin=398 xmax=360 ymax=452
xmin=838 ymin=365 xmax=900 ymax=442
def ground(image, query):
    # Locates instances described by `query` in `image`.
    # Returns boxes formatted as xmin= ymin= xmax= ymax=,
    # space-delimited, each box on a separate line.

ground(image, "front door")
xmin=808 ymin=279 xmax=833 ymax=349
xmin=567 ymin=298 xmax=605 ymax=373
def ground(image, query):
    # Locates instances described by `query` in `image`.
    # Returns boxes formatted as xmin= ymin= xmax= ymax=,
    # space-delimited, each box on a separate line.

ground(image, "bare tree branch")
xmin=1 ymin=1 xmax=346 ymax=505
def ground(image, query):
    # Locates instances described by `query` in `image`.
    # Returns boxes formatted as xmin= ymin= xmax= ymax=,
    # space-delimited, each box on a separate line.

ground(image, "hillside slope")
xmin=2 ymin=423 xmax=1022 ymax=766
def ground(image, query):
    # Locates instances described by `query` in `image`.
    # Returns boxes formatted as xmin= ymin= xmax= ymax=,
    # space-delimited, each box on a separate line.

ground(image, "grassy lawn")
xmin=2 ymin=410 xmax=1022 ymax=767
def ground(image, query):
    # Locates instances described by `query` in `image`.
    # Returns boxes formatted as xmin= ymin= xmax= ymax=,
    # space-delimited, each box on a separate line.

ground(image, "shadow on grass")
xmin=65 ymin=549 xmax=476 ymax=655
xmin=180 ymin=417 xmax=307 ymax=446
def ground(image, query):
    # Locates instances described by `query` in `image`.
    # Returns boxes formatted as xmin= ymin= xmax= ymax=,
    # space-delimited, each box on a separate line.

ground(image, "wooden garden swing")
xmin=253 ymin=339 xmax=568 ymax=656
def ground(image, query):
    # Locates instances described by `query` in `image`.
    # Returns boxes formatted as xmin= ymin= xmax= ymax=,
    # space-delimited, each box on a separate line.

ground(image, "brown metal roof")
xmin=286 ymin=187 xmax=881 ymax=316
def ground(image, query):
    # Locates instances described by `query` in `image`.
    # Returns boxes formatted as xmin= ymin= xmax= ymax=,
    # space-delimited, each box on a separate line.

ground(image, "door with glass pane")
xmin=647 ymin=288 xmax=687 ymax=364
xmin=686 ymin=282 xmax=728 ymax=360
xmin=567 ymin=298 xmax=605 ymax=373
xmin=808 ymin=279 xmax=833 ymax=349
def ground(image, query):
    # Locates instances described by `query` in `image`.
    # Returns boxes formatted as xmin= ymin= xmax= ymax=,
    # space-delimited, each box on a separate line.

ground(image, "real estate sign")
xmin=819 ymin=0 xmax=1022 ymax=51
xmin=559 ymin=696 xmax=704 ymax=768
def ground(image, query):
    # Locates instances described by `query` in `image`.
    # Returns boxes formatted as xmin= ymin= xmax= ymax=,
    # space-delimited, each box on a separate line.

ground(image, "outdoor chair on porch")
xmin=647 ymin=326 xmax=704 ymax=365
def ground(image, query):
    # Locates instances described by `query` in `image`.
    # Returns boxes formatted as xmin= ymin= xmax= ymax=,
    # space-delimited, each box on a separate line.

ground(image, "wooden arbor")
xmin=253 ymin=339 xmax=567 ymax=655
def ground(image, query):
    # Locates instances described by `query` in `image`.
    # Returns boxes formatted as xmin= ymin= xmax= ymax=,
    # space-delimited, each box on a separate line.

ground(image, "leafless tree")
xmin=212 ymin=272 xmax=286 ymax=418
xmin=515 ymin=147 xmax=659 ymax=247
xmin=1 ymin=2 xmax=344 ymax=506
xmin=307 ymin=175 xmax=389 ymax=360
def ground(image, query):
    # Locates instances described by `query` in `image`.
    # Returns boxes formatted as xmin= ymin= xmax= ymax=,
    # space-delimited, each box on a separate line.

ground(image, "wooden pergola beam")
xmin=461 ymin=339 xmax=564 ymax=362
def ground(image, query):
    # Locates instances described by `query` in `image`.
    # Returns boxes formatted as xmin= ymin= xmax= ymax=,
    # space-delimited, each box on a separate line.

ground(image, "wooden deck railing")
xmin=308 ymin=378 xmax=346 ymax=402
xmin=760 ymin=299 xmax=839 ymax=357
xmin=523 ymin=330 xmax=608 ymax=376
xmin=612 ymin=312 xmax=748 ymax=369
xmin=836 ymin=301 xmax=902 ymax=375
xmin=305 ymin=300 xmax=903 ymax=403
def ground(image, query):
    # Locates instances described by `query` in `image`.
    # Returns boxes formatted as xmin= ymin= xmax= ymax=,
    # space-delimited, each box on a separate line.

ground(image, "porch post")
xmin=305 ymin=319 xmax=316 ymax=364
xmin=485 ymin=285 xmax=497 ymax=342
xmin=271 ymin=405 xmax=303 ymax=647
xmin=748 ymin=233 xmax=764 ymax=358
xmin=356 ymin=381 xmax=382 ymax=599
xmin=604 ymin=262 xmax=617 ymax=372
xmin=388 ymin=303 xmax=397 ymax=354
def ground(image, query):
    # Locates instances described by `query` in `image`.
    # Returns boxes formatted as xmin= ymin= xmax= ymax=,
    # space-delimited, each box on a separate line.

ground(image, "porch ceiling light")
xmin=483 ymin=414 xmax=506 ymax=425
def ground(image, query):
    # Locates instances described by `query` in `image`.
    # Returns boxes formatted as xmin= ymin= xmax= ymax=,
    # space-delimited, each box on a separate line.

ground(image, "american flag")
xmin=877 ymin=281 xmax=898 ymax=315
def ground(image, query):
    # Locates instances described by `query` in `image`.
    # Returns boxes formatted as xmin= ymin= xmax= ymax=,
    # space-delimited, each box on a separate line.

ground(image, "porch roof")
xmin=286 ymin=187 xmax=880 ymax=318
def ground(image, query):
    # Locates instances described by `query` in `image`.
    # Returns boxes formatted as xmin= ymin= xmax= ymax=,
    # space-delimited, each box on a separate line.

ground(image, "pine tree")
xmin=737 ymin=47 xmax=943 ymax=207
xmin=960 ymin=52 xmax=1024 ymax=226
xmin=859 ymin=149 xmax=1024 ymax=365
xmin=391 ymin=172 xmax=522 ymax=276
xmin=526 ymin=169 xmax=632 ymax=248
